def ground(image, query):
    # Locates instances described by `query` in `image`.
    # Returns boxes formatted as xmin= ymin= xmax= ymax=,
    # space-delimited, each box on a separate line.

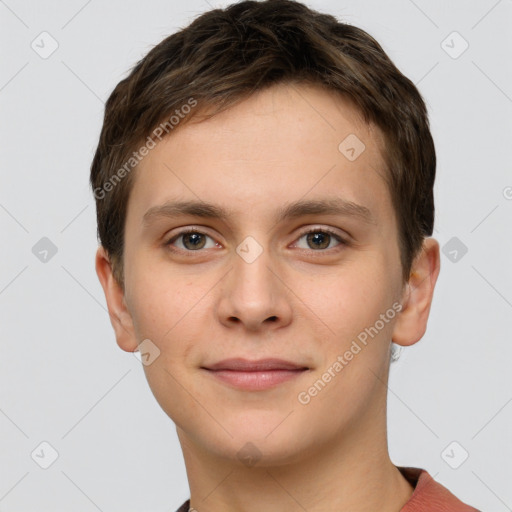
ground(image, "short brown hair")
xmin=90 ymin=0 xmax=435 ymax=289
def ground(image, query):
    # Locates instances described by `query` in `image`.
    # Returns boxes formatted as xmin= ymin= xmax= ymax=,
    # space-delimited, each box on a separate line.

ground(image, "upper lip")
xmin=203 ymin=358 xmax=309 ymax=371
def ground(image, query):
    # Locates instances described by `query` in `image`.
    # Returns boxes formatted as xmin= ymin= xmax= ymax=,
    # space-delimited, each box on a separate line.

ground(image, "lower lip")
xmin=204 ymin=369 xmax=307 ymax=391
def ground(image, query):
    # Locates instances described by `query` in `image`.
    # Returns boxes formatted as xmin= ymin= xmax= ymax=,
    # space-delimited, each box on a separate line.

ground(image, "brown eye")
xmin=182 ymin=232 xmax=207 ymax=250
xmin=306 ymin=232 xmax=331 ymax=250
xmin=165 ymin=230 xmax=217 ymax=251
xmin=294 ymin=228 xmax=347 ymax=251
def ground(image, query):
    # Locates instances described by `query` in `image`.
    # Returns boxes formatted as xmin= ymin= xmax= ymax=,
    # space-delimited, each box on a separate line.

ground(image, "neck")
xmin=177 ymin=394 xmax=414 ymax=512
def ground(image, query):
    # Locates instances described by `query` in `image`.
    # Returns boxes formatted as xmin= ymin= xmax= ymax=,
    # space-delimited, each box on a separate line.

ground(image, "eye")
xmin=293 ymin=227 xmax=347 ymax=251
xmin=164 ymin=226 xmax=348 ymax=254
xmin=164 ymin=229 xmax=219 ymax=251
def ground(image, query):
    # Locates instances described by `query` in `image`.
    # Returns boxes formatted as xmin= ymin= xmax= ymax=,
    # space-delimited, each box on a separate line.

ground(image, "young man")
xmin=91 ymin=1 xmax=480 ymax=510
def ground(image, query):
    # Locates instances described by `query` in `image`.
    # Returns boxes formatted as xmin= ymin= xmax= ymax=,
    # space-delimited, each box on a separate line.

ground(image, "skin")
xmin=96 ymin=82 xmax=440 ymax=511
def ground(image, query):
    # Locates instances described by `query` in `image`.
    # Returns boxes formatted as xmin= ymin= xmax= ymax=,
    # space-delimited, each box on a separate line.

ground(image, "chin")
xmin=192 ymin=414 xmax=316 ymax=468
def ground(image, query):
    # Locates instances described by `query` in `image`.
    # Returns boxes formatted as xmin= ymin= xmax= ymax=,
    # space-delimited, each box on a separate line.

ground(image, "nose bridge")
xmin=216 ymin=236 xmax=293 ymax=330
xmin=232 ymin=239 xmax=277 ymax=306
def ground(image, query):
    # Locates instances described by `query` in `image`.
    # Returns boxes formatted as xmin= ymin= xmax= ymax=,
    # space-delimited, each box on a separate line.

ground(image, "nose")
xmin=215 ymin=246 xmax=293 ymax=332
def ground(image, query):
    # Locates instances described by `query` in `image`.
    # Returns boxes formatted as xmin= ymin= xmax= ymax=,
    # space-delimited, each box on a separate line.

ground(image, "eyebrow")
xmin=142 ymin=197 xmax=375 ymax=227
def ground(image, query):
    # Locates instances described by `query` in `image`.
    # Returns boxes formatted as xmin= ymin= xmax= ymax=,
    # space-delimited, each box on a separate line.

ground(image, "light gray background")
xmin=1 ymin=0 xmax=511 ymax=510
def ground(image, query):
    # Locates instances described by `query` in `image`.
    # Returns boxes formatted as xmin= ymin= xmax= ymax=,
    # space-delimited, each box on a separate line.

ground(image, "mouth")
xmin=201 ymin=358 xmax=310 ymax=391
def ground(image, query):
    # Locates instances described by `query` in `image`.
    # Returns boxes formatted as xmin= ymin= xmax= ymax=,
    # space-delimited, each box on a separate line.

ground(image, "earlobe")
xmin=95 ymin=246 xmax=138 ymax=352
xmin=391 ymin=238 xmax=441 ymax=347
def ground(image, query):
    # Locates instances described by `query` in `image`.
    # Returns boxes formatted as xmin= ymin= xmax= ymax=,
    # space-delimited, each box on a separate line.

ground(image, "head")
xmin=93 ymin=0 xmax=440 ymax=466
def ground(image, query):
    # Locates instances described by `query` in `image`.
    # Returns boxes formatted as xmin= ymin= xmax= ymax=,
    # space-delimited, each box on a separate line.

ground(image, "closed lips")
xmin=203 ymin=358 xmax=309 ymax=371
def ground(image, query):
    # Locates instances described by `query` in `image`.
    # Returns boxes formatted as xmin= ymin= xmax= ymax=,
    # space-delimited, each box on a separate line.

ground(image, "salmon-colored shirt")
xmin=175 ymin=466 xmax=481 ymax=511
xmin=398 ymin=466 xmax=480 ymax=511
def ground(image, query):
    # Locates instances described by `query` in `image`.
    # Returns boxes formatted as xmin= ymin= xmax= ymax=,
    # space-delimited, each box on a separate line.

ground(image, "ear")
xmin=392 ymin=237 xmax=441 ymax=347
xmin=95 ymin=246 xmax=138 ymax=352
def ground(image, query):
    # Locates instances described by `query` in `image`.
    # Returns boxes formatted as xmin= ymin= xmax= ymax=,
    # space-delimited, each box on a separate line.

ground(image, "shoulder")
xmin=398 ymin=466 xmax=481 ymax=511
xmin=174 ymin=499 xmax=190 ymax=512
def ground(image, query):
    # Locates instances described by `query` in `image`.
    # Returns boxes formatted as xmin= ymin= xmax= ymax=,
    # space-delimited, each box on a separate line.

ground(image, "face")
xmin=100 ymin=83 xmax=419 ymax=466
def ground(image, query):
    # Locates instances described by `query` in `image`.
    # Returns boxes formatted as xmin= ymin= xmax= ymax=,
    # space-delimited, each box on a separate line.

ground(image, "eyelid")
xmin=163 ymin=225 xmax=350 ymax=253
xmin=164 ymin=227 xmax=219 ymax=249
xmin=291 ymin=226 xmax=349 ymax=250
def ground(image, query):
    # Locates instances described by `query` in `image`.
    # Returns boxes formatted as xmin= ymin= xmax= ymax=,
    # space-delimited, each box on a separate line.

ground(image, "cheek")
xmin=308 ymin=261 xmax=399 ymax=382
xmin=126 ymin=266 xmax=191 ymax=345
xmin=127 ymin=265 xmax=218 ymax=368
xmin=321 ymin=265 xmax=393 ymax=328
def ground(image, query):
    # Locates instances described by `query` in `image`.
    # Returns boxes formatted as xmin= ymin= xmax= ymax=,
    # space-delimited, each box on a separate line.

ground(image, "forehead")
xmin=126 ymin=82 xmax=393 ymax=230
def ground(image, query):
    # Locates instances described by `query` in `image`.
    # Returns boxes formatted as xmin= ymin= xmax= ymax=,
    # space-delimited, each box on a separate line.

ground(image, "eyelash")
xmin=163 ymin=227 xmax=349 ymax=254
